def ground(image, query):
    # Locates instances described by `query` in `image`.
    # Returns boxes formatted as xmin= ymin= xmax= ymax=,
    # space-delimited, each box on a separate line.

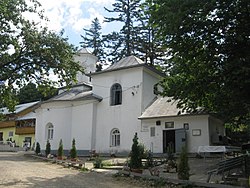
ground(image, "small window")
xmin=110 ymin=83 xmax=122 ymax=106
xmin=150 ymin=127 xmax=155 ymax=137
xmin=165 ymin=122 xmax=174 ymax=128
xmin=46 ymin=123 xmax=54 ymax=140
xmin=9 ymin=131 xmax=13 ymax=137
xmin=111 ymin=129 xmax=120 ymax=147
xmin=183 ymin=123 xmax=189 ymax=130
xmin=156 ymin=120 xmax=161 ymax=126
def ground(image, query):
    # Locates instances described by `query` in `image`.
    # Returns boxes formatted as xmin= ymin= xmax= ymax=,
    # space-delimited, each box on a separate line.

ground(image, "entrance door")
xmin=0 ymin=132 xmax=3 ymax=141
xmin=175 ymin=129 xmax=186 ymax=153
xmin=163 ymin=130 xmax=175 ymax=153
xmin=163 ymin=129 xmax=186 ymax=153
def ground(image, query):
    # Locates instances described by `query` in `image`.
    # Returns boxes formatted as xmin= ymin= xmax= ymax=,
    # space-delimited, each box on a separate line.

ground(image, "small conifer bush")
xmin=130 ymin=133 xmax=143 ymax=169
xmin=35 ymin=142 xmax=41 ymax=155
xmin=177 ymin=146 xmax=190 ymax=180
xmin=45 ymin=140 xmax=51 ymax=157
xmin=57 ymin=139 xmax=64 ymax=158
xmin=70 ymin=138 xmax=77 ymax=159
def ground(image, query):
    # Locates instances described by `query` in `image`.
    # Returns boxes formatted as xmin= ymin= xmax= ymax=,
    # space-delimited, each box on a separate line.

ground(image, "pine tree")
xmin=57 ymin=139 xmax=64 ymax=158
xmin=136 ymin=2 xmax=167 ymax=65
xmin=104 ymin=0 xmax=142 ymax=63
xmin=80 ymin=17 xmax=104 ymax=70
xmin=177 ymin=146 xmax=190 ymax=180
xmin=130 ymin=133 xmax=142 ymax=169
xmin=45 ymin=140 xmax=51 ymax=157
xmin=35 ymin=142 xmax=41 ymax=155
xmin=70 ymin=138 xmax=77 ymax=159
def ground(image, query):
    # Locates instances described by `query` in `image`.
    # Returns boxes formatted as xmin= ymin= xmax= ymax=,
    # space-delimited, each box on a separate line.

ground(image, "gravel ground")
xmin=0 ymin=152 xmax=143 ymax=188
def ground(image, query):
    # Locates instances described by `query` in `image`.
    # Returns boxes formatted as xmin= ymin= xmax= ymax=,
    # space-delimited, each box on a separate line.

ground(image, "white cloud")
xmin=36 ymin=0 xmax=114 ymax=33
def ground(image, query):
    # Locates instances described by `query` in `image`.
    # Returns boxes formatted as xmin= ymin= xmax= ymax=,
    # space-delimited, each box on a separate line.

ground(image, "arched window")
xmin=110 ymin=83 xmax=122 ymax=106
xmin=110 ymin=129 xmax=120 ymax=147
xmin=46 ymin=123 xmax=54 ymax=140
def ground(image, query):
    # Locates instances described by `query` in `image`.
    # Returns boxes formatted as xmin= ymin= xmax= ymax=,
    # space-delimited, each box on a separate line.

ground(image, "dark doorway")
xmin=163 ymin=129 xmax=186 ymax=153
xmin=0 ymin=132 xmax=3 ymax=141
xmin=163 ymin=130 xmax=175 ymax=153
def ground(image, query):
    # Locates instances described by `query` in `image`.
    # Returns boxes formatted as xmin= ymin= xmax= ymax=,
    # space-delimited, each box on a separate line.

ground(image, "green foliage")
xmin=177 ymin=146 xmax=190 ymax=180
xmin=70 ymin=138 xmax=77 ymax=159
xmin=103 ymin=0 xmax=143 ymax=63
xmin=35 ymin=142 xmax=41 ymax=155
xmin=148 ymin=0 xmax=250 ymax=124
xmin=0 ymin=0 xmax=83 ymax=111
xmin=45 ymin=140 xmax=51 ymax=157
xmin=93 ymin=157 xmax=103 ymax=168
xmin=145 ymin=150 xmax=154 ymax=168
xmin=17 ymin=82 xmax=57 ymax=104
xmin=80 ymin=17 xmax=105 ymax=66
xmin=129 ymin=133 xmax=143 ymax=169
xmin=57 ymin=139 xmax=64 ymax=157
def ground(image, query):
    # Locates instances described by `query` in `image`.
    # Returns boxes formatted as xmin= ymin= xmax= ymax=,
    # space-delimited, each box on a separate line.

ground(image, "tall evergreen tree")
xmin=136 ymin=2 xmax=167 ymax=65
xmin=80 ymin=18 xmax=104 ymax=68
xmin=104 ymin=0 xmax=142 ymax=63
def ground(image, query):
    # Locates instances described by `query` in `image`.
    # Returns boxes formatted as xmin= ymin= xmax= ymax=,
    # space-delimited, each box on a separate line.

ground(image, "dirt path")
xmin=0 ymin=152 xmax=143 ymax=188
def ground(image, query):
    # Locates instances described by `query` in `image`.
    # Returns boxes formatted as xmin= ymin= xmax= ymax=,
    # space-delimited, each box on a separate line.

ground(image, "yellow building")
xmin=0 ymin=101 xmax=40 ymax=148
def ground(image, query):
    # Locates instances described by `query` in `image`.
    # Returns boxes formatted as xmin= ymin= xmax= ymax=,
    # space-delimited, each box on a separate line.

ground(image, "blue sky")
xmin=37 ymin=0 xmax=117 ymax=47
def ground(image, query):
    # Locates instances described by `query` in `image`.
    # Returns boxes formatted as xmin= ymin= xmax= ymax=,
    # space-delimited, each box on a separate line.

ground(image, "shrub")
xmin=70 ymin=138 xmax=77 ymax=159
xmin=93 ymin=157 xmax=103 ymax=168
xmin=57 ymin=139 xmax=64 ymax=157
xmin=129 ymin=132 xmax=143 ymax=169
xmin=177 ymin=146 xmax=190 ymax=180
xmin=45 ymin=140 xmax=51 ymax=157
xmin=35 ymin=142 xmax=41 ymax=155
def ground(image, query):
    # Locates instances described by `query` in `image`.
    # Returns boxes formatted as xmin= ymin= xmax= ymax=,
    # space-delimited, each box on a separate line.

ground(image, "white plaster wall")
xmin=140 ymin=115 xmax=210 ymax=153
xmin=35 ymin=102 xmax=72 ymax=150
xmin=71 ymin=103 xmax=94 ymax=150
xmin=92 ymin=67 xmax=144 ymax=153
xmin=74 ymin=52 xmax=98 ymax=83
xmin=142 ymin=69 xmax=161 ymax=111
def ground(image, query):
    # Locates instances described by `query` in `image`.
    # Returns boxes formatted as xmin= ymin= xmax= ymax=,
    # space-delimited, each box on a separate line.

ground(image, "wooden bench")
xmin=207 ymin=154 xmax=246 ymax=183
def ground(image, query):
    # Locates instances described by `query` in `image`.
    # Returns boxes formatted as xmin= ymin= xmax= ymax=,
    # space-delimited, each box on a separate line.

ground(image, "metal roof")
xmin=139 ymin=97 xmax=186 ymax=119
xmin=90 ymin=55 xmax=165 ymax=76
xmin=0 ymin=101 xmax=40 ymax=115
xmin=45 ymin=89 xmax=102 ymax=102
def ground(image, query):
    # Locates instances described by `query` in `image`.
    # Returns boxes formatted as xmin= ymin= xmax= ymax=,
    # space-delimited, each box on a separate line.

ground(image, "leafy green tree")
xmin=70 ymin=138 xmax=77 ymax=159
xmin=149 ymin=0 xmax=250 ymax=124
xmin=45 ymin=140 xmax=51 ymax=157
xmin=0 ymin=0 xmax=83 ymax=111
xmin=16 ymin=82 xmax=57 ymax=104
xmin=80 ymin=17 xmax=104 ymax=71
xmin=104 ymin=0 xmax=142 ymax=63
xmin=130 ymin=133 xmax=143 ymax=169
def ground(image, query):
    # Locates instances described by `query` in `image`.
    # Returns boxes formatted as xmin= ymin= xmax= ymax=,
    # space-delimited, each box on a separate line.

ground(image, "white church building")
xmin=35 ymin=49 xmax=224 ymax=155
